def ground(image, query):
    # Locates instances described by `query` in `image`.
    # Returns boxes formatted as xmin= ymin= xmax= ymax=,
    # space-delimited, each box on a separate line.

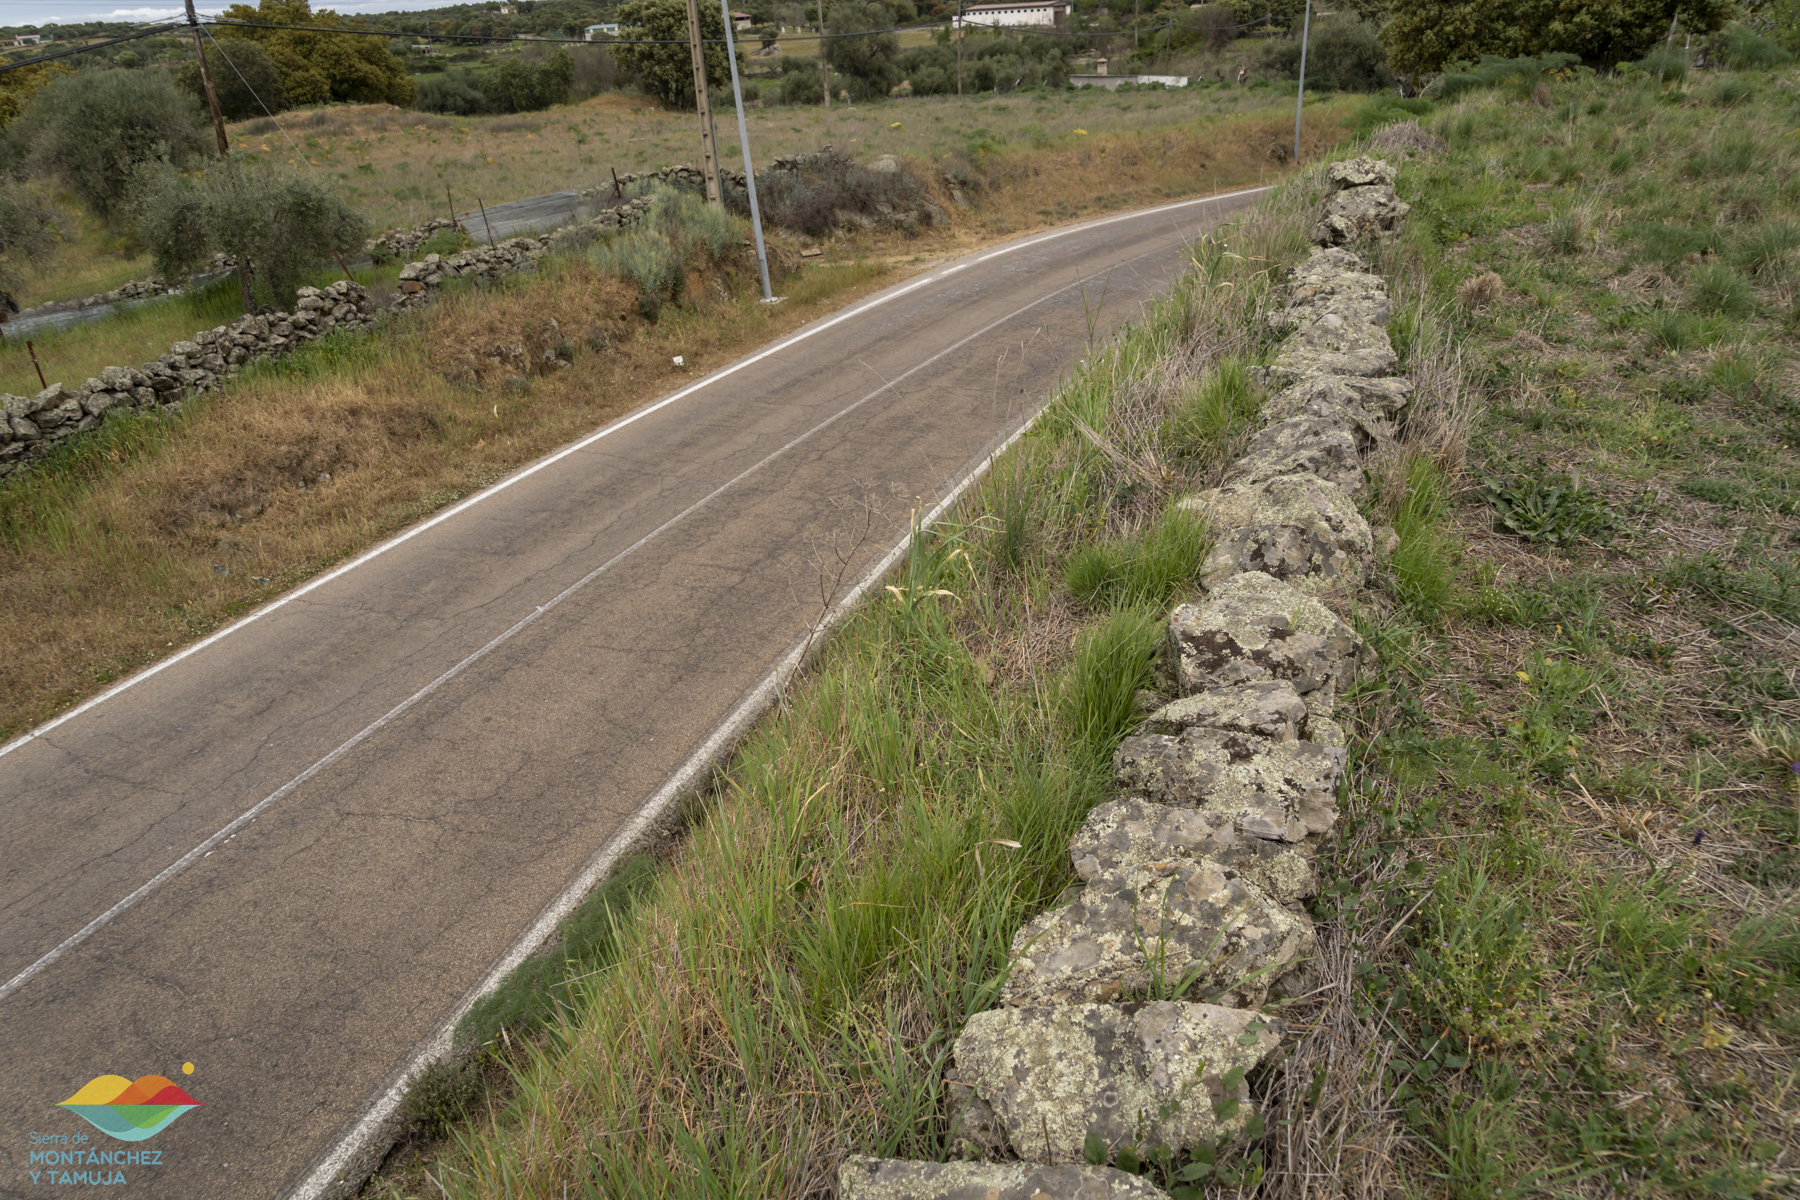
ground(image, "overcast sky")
xmin=3 ymin=0 xmax=450 ymax=26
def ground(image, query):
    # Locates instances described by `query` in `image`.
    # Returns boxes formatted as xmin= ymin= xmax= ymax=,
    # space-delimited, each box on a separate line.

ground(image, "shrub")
xmin=0 ymin=61 xmax=73 ymax=132
xmin=1261 ymin=17 xmax=1395 ymax=92
xmin=1182 ymin=3 xmax=1239 ymax=50
xmin=570 ymin=43 xmax=620 ymax=99
xmin=781 ymin=68 xmax=825 ymax=103
xmin=176 ymin=37 xmax=288 ymax=120
xmin=1688 ymin=262 xmax=1754 ymax=317
xmin=415 ymin=69 xmax=491 ymax=115
xmin=481 ymin=46 xmax=574 ymax=113
xmin=648 ymin=187 xmax=742 ymax=260
xmin=591 ymin=227 xmax=683 ymax=316
xmin=13 ymin=68 xmax=212 ymax=219
xmin=743 ymin=147 xmax=928 ymax=236
xmin=131 ymin=157 xmax=369 ymax=309
xmin=1455 ymin=270 xmax=1504 ymax=310
xmin=1637 ymin=45 xmax=1689 ymax=81
xmin=1714 ymin=24 xmax=1793 ymax=67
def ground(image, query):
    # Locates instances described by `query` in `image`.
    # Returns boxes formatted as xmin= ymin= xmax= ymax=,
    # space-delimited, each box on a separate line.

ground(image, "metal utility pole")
xmin=718 ymin=0 xmax=775 ymax=302
xmin=819 ymin=0 xmax=829 ymax=108
xmin=685 ymin=0 xmax=723 ymax=204
xmin=185 ymin=0 xmax=229 ymax=156
xmin=1292 ymin=0 xmax=1311 ymax=165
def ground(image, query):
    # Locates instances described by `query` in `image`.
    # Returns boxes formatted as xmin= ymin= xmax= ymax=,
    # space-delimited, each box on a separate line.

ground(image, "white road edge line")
xmin=0 ymin=267 xmax=1103 ymax=1004
xmin=289 ymin=384 xmax=1047 ymax=1200
xmin=0 ymin=184 xmax=1267 ymax=763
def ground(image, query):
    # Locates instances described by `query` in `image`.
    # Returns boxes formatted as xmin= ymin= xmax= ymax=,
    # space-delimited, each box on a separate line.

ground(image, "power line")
xmin=0 ymin=22 xmax=177 ymax=72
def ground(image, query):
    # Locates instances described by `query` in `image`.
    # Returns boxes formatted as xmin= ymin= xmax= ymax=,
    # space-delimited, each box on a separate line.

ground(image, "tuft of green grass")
xmin=1064 ymin=505 xmax=1209 ymax=610
xmin=1160 ymin=358 xmax=1262 ymax=460
xmin=1688 ymin=262 xmax=1755 ymax=318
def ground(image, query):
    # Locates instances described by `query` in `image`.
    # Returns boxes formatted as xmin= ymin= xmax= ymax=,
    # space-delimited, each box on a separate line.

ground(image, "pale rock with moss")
xmin=1312 ymin=157 xmax=1410 ymax=247
xmin=951 ymin=1003 xmax=1284 ymax=1162
xmin=1228 ymin=411 xmax=1366 ymax=492
xmin=839 ymin=1157 xmax=1172 ymax=1199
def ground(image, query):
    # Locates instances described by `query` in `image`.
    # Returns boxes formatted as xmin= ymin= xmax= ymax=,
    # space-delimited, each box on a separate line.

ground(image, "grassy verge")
xmin=358 ymin=165 xmax=1345 ymax=1200
xmin=367 ymin=67 xmax=1800 ymax=1200
xmin=1321 ymin=70 xmax=1800 ymax=1196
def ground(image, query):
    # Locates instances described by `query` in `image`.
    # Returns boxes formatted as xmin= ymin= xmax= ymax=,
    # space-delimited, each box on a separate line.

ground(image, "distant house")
xmin=952 ymin=1 xmax=1067 ymax=29
xmin=13 ymin=33 xmax=43 ymax=45
xmin=412 ymin=42 xmax=434 ymax=52
xmin=496 ymin=3 xmax=516 ymax=13
xmin=731 ymin=10 xmax=752 ymax=28
xmin=584 ymin=22 xmax=621 ymax=38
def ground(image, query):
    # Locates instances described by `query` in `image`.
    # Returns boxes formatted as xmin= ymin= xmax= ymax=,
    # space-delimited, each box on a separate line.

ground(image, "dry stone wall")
xmin=841 ymin=157 xmax=1409 ymax=1200
xmin=0 ymin=279 xmax=376 ymax=478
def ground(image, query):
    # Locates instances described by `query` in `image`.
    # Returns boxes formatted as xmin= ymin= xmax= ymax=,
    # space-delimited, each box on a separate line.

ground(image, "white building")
xmin=953 ymin=1 xmax=1067 ymax=30
xmin=584 ymin=22 xmax=621 ymax=37
xmin=13 ymin=33 xmax=43 ymax=45
xmin=731 ymin=10 xmax=752 ymax=28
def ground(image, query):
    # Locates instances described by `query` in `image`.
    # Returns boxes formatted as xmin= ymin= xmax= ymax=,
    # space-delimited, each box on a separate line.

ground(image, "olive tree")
xmin=132 ymin=157 xmax=368 ymax=311
xmin=1385 ymin=0 xmax=1731 ymax=72
xmin=823 ymin=2 xmax=900 ymax=98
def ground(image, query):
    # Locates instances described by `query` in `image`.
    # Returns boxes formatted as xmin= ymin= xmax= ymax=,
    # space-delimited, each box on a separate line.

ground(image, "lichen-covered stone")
xmin=1326 ymin=156 xmax=1398 ymax=192
xmin=1113 ymin=732 xmax=1343 ymax=841
xmin=952 ymin=1003 xmax=1284 ymax=1161
xmin=1313 ymin=184 xmax=1411 ymax=248
xmin=1182 ymin=475 xmax=1373 ymax=595
xmin=1271 ymin=249 xmax=1392 ymax=331
xmin=839 ymin=1157 xmax=1172 ymax=1200
xmin=1071 ymin=797 xmax=1318 ymax=903
xmin=1002 ymin=856 xmax=1315 ymax=1006
xmin=1270 ymin=310 xmax=1397 ymax=380
xmin=1162 ymin=571 xmax=1369 ymax=712
xmin=1228 ymin=413 xmax=1365 ymax=492
xmin=1142 ymin=681 xmax=1308 ymax=742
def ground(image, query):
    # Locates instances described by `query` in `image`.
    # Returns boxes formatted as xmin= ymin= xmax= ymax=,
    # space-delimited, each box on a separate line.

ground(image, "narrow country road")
xmin=0 ymin=186 xmax=1264 ymax=1200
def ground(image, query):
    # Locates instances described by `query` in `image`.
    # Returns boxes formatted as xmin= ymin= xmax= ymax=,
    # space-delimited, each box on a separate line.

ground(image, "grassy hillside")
xmin=359 ymin=63 xmax=1800 ymax=1200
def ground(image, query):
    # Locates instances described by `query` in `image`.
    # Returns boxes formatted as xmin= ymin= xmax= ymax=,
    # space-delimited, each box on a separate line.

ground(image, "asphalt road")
xmin=457 ymin=189 xmax=585 ymax=241
xmin=0 ymin=186 xmax=1264 ymax=1200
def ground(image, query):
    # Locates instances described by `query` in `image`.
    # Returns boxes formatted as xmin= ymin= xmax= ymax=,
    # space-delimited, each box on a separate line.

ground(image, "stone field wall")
xmin=841 ymin=157 xmax=1413 ymax=1200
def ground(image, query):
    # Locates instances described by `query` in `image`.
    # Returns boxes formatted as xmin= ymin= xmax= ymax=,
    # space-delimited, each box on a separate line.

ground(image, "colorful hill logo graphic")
xmin=59 ymin=1075 xmax=202 ymax=1142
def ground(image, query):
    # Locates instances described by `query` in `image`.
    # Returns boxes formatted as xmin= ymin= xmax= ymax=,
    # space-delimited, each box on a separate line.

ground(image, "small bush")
xmin=743 ymin=148 xmax=928 ymax=237
xmin=1715 ymin=24 xmax=1793 ymax=68
xmin=415 ymin=69 xmax=491 ymax=115
xmin=1260 ymin=18 xmax=1394 ymax=92
xmin=781 ymin=69 xmax=824 ymax=104
xmin=1434 ymin=53 xmax=1581 ymax=102
xmin=591 ymin=227 xmax=682 ymax=316
xmin=1547 ymin=210 xmax=1587 ymax=255
xmin=176 ymin=37 xmax=287 ymax=121
xmin=1637 ymin=45 xmax=1689 ymax=82
xmin=649 ymin=187 xmax=741 ymax=261
xmin=1688 ymin=262 xmax=1754 ymax=317
xmin=480 ymin=47 xmax=574 ymax=113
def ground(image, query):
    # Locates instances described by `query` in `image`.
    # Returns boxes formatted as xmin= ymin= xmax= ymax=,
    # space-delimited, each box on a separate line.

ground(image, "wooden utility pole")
xmin=956 ymin=0 xmax=963 ymax=95
xmin=185 ymin=0 xmax=229 ymax=156
xmin=684 ymin=0 xmax=723 ymax=204
xmin=819 ymin=0 xmax=829 ymax=108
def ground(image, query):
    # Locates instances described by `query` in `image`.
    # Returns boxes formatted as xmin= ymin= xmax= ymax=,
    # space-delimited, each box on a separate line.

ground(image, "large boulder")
xmin=1001 ymin=855 xmax=1314 ymax=1006
xmin=839 ymin=1158 xmax=1170 ymax=1200
xmin=952 ymin=1003 xmax=1284 ymax=1161
xmin=1162 ymin=571 xmax=1369 ymax=713
xmin=1181 ymin=474 xmax=1374 ymax=595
